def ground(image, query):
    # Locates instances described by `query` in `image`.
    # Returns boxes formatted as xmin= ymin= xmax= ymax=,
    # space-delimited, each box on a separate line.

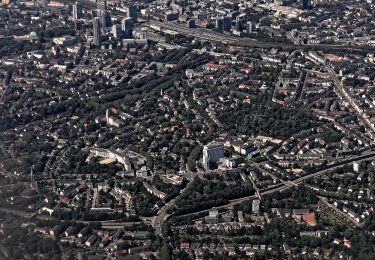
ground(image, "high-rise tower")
xmin=93 ymin=17 xmax=101 ymax=46
xmin=72 ymin=2 xmax=82 ymax=20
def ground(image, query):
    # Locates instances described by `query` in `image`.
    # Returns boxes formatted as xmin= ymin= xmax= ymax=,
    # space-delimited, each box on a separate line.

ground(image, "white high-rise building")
xmin=246 ymin=21 xmax=253 ymax=34
xmin=353 ymin=162 xmax=360 ymax=172
xmin=202 ymin=142 xmax=224 ymax=170
xmin=112 ymin=24 xmax=122 ymax=38
xmin=252 ymin=199 xmax=260 ymax=214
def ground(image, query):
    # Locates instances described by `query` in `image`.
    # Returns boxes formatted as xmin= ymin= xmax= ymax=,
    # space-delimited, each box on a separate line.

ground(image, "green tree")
xmin=187 ymin=145 xmax=203 ymax=172
xmin=160 ymin=242 xmax=171 ymax=260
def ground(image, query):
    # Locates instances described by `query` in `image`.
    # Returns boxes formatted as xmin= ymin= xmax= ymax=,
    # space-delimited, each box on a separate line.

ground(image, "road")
xmin=58 ymin=0 xmax=375 ymax=53
xmin=325 ymin=64 xmax=375 ymax=143
xmin=100 ymin=221 xmax=145 ymax=230
xmin=3 ymin=134 xmax=375 ymax=236
xmin=0 ymin=207 xmax=34 ymax=218
xmin=154 ymin=151 xmax=375 ymax=234
xmin=0 ymin=207 xmax=149 ymax=230
xmin=318 ymin=196 xmax=364 ymax=228
xmin=151 ymin=197 xmax=177 ymax=236
xmin=250 ymin=162 xmax=296 ymax=189
xmin=147 ymin=21 xmax=375 ymax=52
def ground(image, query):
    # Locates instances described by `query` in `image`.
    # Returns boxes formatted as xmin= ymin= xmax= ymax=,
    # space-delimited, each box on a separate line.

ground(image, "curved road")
xmin=152 ymin=151 xmax=375 ymax=235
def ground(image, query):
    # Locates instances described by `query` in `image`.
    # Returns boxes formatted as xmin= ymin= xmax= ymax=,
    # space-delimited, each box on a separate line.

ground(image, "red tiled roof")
xmin=207 ymin=61 xmax=228 ymax=69
xmin=303 ymin=213 xmax=317 ymax=226
xmin=180 ymin=242 xmax=190 ymax=249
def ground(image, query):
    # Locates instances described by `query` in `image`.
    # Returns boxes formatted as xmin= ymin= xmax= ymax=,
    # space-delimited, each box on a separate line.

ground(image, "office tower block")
xmin=93 ymin=17 xmax=101 ymax=46
xmin=91 ymin=9 xmax=100 ymax=18
xmin=246 ymin=21 xmax=253 ymax=34
xmin=72 ymin=2 xmax=82 ymax=20
xmin=112 ymin=24 xmax=122 ymax=38
xmin=126 ymin=5 xmax=138 ymax=23
xmin=303 ymin=0 xmax=309 ymax=9
xmin=235 ymin=16 xmax=240 ymax=30
xmin=121 ymin=17 xmax=133 ymax=38
xmin=223 ymin=16 xmax=232 ymax=31
xmin=215 ymin=17 xmax=224 ymax=32
xmin=100 ymin=10 xmax=111 ymax=28
xmin=215 ymin=16 xmax=232 ymax=31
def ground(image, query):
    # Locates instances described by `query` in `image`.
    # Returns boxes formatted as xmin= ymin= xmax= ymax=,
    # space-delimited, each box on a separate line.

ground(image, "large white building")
xmin=252 ymin=199 xmax=260 ymax=214
xmin=353 ymin=162 xmax=360 ymax=172
xmin=90 ymin=148 xmax=131 ymax=171
xmin=203 ymin=142 xmax=224 ymax=170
